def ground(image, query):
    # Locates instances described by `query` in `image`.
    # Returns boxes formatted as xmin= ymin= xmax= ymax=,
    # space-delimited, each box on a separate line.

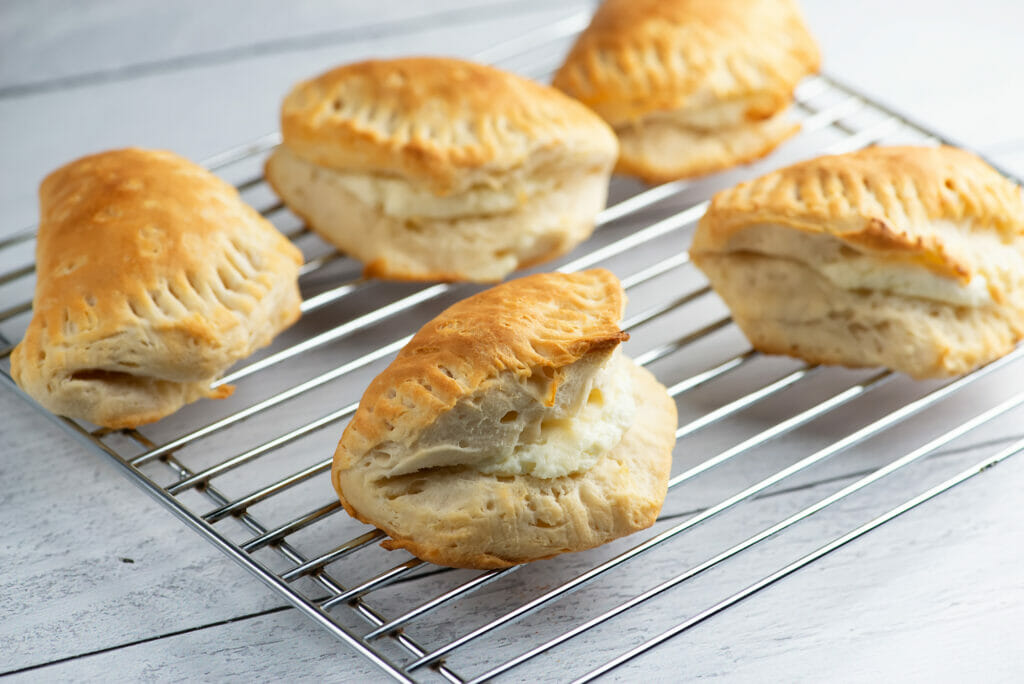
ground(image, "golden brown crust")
xmin=10 ymin=148 xmax=303 ymax=427
xmin=335 ymin=270 xmax=627 ymax=461
xmin=280 ymin=56 xmax=618 ymax=195
xmin=692 ymin=146 xmax=1024 ymax=280
xmin=552 ymin=0 xmax=821 ymax=127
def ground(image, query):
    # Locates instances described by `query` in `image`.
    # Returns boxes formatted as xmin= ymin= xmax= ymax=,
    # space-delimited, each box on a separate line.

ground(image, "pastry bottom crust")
xmin=16 ymin=373 xmax=235 ymax=430
xmin=694 ymin=251 xmax=1024 ymax=379
xmin=265 ymin=147 xmax=609 ymax=282
xmin=333 ymin=356 xmax=678 ymax=569
xmin=615 ymin=109 xmax=798 ymax=184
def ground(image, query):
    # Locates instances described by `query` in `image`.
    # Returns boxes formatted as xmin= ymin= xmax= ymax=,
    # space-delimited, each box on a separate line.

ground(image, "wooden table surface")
xmin=2 ymin=1 xmax=1024 ymax=681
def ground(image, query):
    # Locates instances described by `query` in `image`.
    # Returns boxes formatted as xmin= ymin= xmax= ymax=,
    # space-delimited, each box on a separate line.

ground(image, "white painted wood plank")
xmin=0 ymin=3 xmax=590 ymax=231
xmin=8 ymin=441 xmax=1022 ymax=682
xmin=0 ymin=389 xmax=287 ymax=671
xmin=4 ymin=609 xmax=384 ymax=683
xmin=0 ymin=0 xmax=559 ymax=91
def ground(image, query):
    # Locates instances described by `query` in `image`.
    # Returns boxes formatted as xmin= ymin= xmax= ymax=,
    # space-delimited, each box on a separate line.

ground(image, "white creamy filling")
xmin=627 ymin=97 xmax=787 ymax=133
xmin=730 ymin=221 xmax=1004 ymax=308
xmin=329 ymin=171 xmax=557 ymax=220
xmin=636 ymin=101 xmax=752 ymax=132
xmin=817 ymin=259 xmax=992 ymax=307
xmin=476 ymin=354 xmax=637 ymax=479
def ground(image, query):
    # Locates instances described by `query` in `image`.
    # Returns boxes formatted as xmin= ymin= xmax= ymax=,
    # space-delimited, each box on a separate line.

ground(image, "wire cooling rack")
xmin=3 ymin=10 xmax=1024 ymax=682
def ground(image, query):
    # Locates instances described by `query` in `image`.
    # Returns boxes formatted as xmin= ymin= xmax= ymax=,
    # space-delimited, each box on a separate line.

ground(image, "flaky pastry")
xmin=332 ymin=270 xmax=678 ymax=568
xmin=553 ymin=0 xmax=820 ymax=182
xmin=11 ymin=148 xmax=303 ymax=427
xmin=266 ymin=57 xmax=618 ymax=282
xmin=691 ymin=146 xmax=1024 ymax=378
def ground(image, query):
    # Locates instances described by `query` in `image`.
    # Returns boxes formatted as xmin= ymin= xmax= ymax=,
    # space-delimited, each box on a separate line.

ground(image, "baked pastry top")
xmin=267 ymin=56 xmax=618 ymax=282
xmin=553 ymin=0 xmax=820 ymax=182
xmin=280 ymin=56 xmax=618 ymax=196
xmin=11 ymin=148 xmax=303 ymax=428
xmin=691 ymin=146 xmax=1024 ymax=378
xmin=553 ymin=0 xmax=821 ymax=127
xmin=332 ymin=269 xmax=678 ymax=568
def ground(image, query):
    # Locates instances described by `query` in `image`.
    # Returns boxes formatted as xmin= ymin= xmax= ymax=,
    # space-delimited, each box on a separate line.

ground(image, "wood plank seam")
xmin=5 ymin=430 xmax=1016 ymax=676
xmin=0 ymin=605 xmax=293 ymax=678
xmin=0 ymin=0 xmax=594 ymax=99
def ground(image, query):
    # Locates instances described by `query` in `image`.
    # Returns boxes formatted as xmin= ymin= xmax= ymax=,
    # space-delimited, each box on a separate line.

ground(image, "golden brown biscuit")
xmin=11 ymin=148 xmax=303 ymax=428
xmin=691 ymin=146 xmax=1024 ymax=378
xmin=553 ymin=0 xmax=821 ymax=182
xmin=266 ymin=57 xmax=619 ymax=282
xmin=332 ymin=270 xmax=678 ymax=568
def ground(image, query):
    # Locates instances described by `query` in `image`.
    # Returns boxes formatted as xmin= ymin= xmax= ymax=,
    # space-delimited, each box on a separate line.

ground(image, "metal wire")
xmin=574 ymin=435 xmax=1024 ymax=683
xmin=2 ymin=11 xmax=1022 ymax=683
xmin=488 ymin=391 xmax=1024 ymax=684
xmin=113 ymin=425 xmax=464 ymax=684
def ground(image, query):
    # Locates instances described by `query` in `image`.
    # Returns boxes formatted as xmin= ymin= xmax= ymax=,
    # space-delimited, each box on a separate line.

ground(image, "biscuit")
xmin=691 ymin=146 xmax=1024 ymax=378
xmin=553 ymin=0 xmax=820 ymax=182
xmin=11 ymin=148 xmax=303 ymax=427
xmin=266 ymin=57 xmax=618 ymax=282
xmin=332 ymin=270 xmax=678 ymax=568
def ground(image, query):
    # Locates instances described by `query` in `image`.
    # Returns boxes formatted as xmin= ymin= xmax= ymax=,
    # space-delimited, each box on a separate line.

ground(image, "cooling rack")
xmin=2 ymin=10 xmax=1024 ymax=682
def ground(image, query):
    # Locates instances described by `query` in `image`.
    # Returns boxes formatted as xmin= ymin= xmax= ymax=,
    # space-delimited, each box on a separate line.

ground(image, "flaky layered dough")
xmin=10 ymin=148 xmax=303 ymax=427
xmin=265 ymin=147 xmax=608 ymax=282
xmin=332 ymin=270 xmax=678 ymax=568
xmin=691 ymin=146 xmax=1024 ymax=378
xmin=696 ymin=254 xmax=1022 ymax=378
xmin=553 ymin=0 xmax=819 ymax=180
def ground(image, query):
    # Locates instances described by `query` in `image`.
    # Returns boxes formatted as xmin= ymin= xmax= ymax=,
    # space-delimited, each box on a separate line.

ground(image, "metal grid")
xmin=2 ymin=10 xmax=1023 ymax=682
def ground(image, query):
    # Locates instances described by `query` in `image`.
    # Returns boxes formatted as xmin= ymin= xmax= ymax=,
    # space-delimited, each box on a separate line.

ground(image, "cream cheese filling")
xmin=475 ymin=353 xmax=637 ymax=479
xmin=635 ymin=101 xmax=755 ymax=132
xmin=727 ymin=222 xmax=999 ymax=308
xmin=328 ymin=170 xmax=559 ymax=220
xmin=623 ymin=97 xmax=787 ymax=133
xmin=817 ymin=258 xmax=992 ymax=307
